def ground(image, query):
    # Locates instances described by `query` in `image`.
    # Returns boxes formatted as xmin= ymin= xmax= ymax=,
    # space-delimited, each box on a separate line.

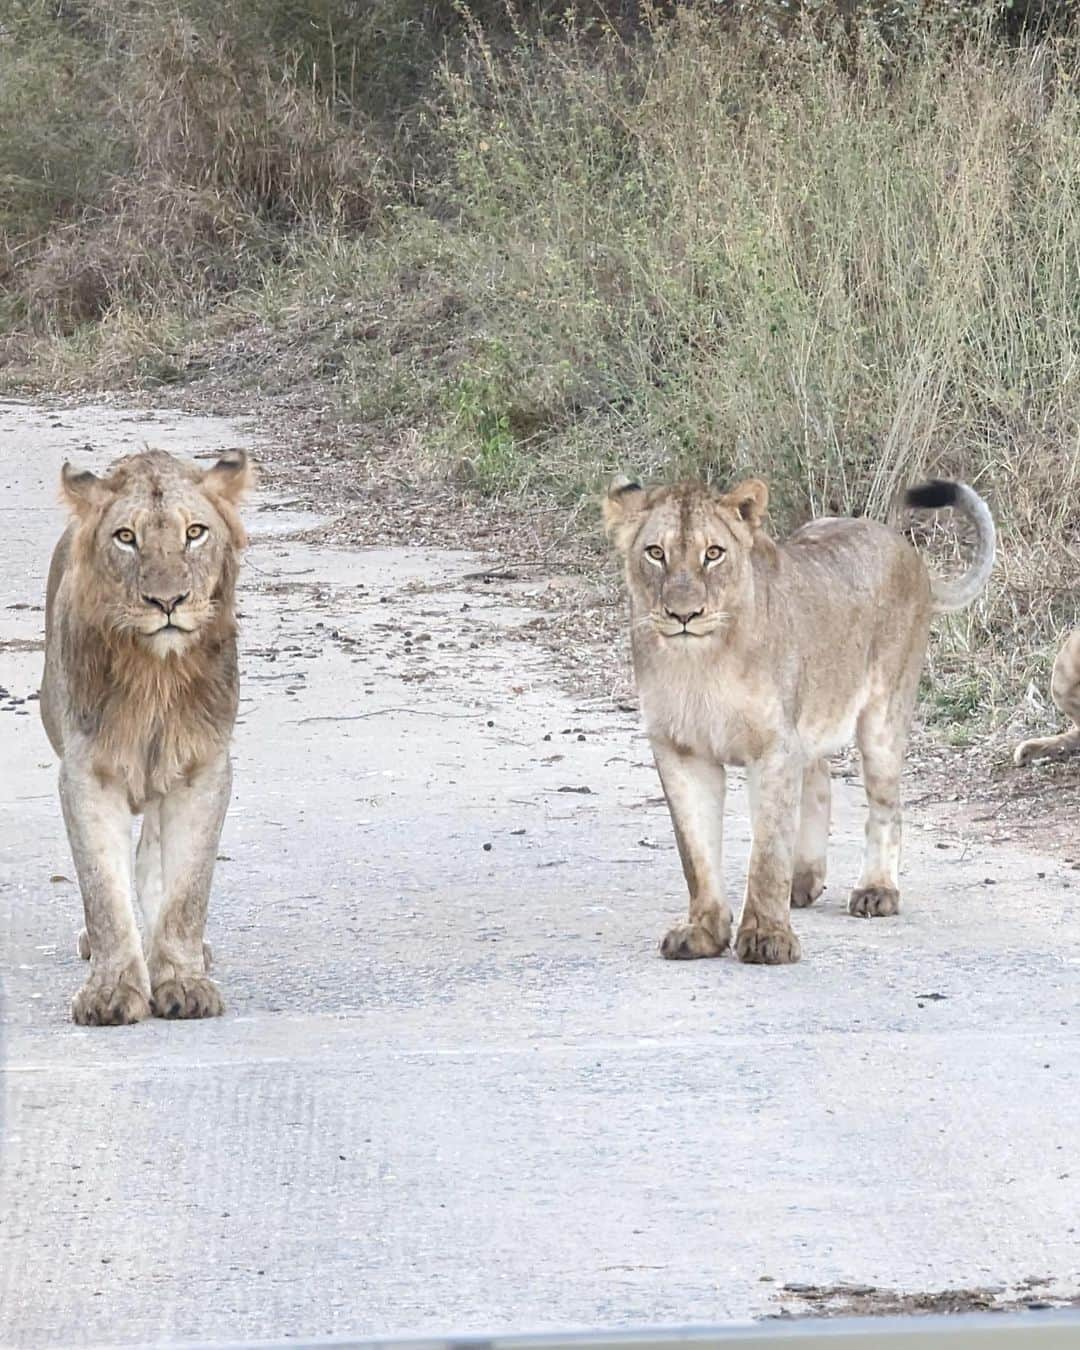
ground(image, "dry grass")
xmin=1 ymin=2 xmax=1078 ymax=735
xmin=1 ymin=2 xmax=381 ymax=331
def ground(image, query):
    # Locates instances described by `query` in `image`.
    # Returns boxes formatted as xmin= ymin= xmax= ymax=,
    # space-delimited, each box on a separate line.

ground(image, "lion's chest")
xmin=637 ymin=663 xmax=780 ymax=766
xmin=92 ymin=704 xmax=224 ymax=808
xmin=80 ymin=655 xmax=237 ymax=810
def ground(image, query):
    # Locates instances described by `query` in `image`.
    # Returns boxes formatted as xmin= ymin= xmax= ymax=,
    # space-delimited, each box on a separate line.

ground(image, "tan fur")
xmin=1014 ymin=630 xmax=1080 ymax=766
xmin=40 ymin=448 xmax=253 ymax=1024
xmin=604 ymin=475 xmax=995 ymax=965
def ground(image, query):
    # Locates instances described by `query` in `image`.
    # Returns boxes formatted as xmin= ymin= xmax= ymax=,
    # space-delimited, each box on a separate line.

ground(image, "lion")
xmin=1014 ymin=631 xmax=1080 ymax=766
xmin=40 ymin=448 xmax=253 ymax=1025
xmin=604 ymin=475 xmax=995 ymax=965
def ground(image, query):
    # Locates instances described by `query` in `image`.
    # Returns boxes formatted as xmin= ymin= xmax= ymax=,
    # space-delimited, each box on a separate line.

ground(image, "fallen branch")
xmin=293 ymin=707 xmax=478 ymax=725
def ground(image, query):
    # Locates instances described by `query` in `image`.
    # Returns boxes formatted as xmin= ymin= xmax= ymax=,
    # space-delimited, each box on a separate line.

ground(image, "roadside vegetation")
xmin=2 ymin=0 xmax=1077 ymax=738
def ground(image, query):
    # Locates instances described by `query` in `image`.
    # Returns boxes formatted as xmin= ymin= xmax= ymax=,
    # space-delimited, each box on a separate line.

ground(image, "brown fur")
xmin=604 ymin=475 xmax=995 ymax=965
xmin=1014 ymin=630 xmax=1080 ymax=766
xmin=41 ymin=448 xmax=253 ymax=1024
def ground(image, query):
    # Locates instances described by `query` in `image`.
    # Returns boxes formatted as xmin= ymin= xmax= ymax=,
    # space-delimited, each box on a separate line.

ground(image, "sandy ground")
xmin=1 ymin=402 xmax=1079 ymax=1347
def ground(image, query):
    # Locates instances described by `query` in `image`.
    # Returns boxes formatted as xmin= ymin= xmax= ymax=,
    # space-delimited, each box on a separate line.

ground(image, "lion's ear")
xmin=723 ymin=478 xmax=768 ymax=530
xmin=60 ymin=463 xmax=109 ymax=517
xmin=202 ymin=450 xmax=255 ymax=503
xmin=602 ymin=475 xmax=647 ymax=552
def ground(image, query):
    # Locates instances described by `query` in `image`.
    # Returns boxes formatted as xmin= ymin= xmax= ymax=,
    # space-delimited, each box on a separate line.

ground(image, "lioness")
xmin=41 ymin=448 xmax=253 ymax=1024
xmin=604 ymin=476 xmax=995 ymax=965
xmin=1014 ymin=630 xmax=1080 ymax=766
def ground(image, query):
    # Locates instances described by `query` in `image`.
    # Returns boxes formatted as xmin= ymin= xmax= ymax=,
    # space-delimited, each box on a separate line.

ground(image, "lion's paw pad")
xmin=71 ymin=975 xmax=152 ymax=1027
xmin=659 ymin=920 xmax=729 ymax=960
xmin=151 ymin=976 xmax=224 ymax=1020
xmin=790 ymin=872 xmax=825 ymax=909
xmin=735 ymin=924 xmax=801 ymax=965
xmin=848 ymin=886 xmax=900 ymax=918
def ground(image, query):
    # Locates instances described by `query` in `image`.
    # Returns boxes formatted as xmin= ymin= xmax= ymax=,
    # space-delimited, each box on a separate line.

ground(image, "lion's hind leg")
xmin=1014 ymin=631 xmax=1080 ymax=767
xmin=850 ymin=703 xmax=908 ymax=919
xmin=791 ymin=757 xmax=830 ymax=908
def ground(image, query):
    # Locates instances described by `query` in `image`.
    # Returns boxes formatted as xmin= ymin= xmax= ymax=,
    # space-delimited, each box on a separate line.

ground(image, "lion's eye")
xmin=186 ymin=523 xmax=208 ymax=542
xmin=113 ymin=528 xmax=136 ymax=547
xmin=644 ymin=545 xmax=665 ymax=562
xmin=704 ymin=545 xmax=725 ymax=563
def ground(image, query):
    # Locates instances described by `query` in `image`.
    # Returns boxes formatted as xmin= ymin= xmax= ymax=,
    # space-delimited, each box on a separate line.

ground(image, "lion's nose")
xmin=143 ymin=592 xmax=189 ymax=616
xmin=665 ymin=606 xmax=704 ymax=626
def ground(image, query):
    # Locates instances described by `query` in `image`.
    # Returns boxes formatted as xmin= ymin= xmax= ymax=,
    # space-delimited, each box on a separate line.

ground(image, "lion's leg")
xmin=1015 ymin=631 xmax=1080 ymax=767
xmin=850 ymin=709 xmax=906 ymax=918
xmin=59 ymin=761 xmax=151 ymax=1026
xmin=653 ymin=742 xmax=731 ymax=959
xmin=147 ymin=752 xmax=230 ymax=1019
xmin=79 ymin=802 xmax=192 ymax=964
xmin=736 ymin=753 xmax=802 ymax=964
xmin=135 ymin=800 xmax=164 ymax=933
xmin=130 ymin=802 xmax=214 ymax=970
xmin=791 ymin=756 xmax=830 ymax=908
xmin=1014 ymin=726 xmax=1080 ymax=764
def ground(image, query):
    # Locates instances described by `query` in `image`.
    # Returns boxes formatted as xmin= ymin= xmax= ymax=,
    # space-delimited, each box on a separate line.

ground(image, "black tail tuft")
xmin=610 ymin=478 xmax=642 ymax=497
xmin=905 ymin=479 xmax=959 ymax=511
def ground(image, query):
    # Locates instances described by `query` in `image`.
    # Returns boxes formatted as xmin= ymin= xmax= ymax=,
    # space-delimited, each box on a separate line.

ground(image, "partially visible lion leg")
xmin=653 ymin=741 xmax=732 ymax=959
xmin=736 ymin=753 xmax=802 ymax=964
xmin=131 ymin=802 xmax=213 ymax=968
xmin=148 ymin=753 xmax=230 ymax=1019
xmin=60 ymin=762 xmax=151 ymax=1026
xmin=850 ymin=705 xmax=907 ymax=918
xmin=1014 ymin=631 xmax=1080 ymax=767
xmin=1014 ymin=726 xmax=1080 ymax=765
xmin=135 ymin=799 xmax=164 ymax=936
xmin=791 ymin=756 xmax=830 ymax=908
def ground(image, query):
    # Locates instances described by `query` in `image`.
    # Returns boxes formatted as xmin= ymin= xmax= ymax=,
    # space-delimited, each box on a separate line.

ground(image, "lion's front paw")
xmin=151 ymin=975 xmax=224 ymax=1020
xmin=660 ymin=914 xmax=731 ymax=960
xmin=735 ymin=921 xmax=801 ymax=965
xmin=72 ymin=966 xmax=152 ymax=1026
xmin=790 ymin=869 xmax=825 ymax=909
xmin=849 ymin=885 xmax=900 ymax=917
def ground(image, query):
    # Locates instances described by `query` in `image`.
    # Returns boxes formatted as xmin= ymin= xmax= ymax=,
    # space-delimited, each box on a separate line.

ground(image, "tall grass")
xmin=2 ymin=2 xmax=1077 ymax=728
xmin=420 ymin=14 xmax=1079 ymax=724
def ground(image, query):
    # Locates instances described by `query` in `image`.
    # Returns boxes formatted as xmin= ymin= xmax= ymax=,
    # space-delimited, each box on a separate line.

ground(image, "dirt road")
xmin=1 ymin=402 xmax=1078 ymax=1346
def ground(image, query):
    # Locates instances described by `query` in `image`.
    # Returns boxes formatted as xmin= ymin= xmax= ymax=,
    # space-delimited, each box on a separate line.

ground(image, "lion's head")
xmin=61 ymin=449 xmax=254 ymax=656
xmin=603 ymin=475 xmax=769 ymax=641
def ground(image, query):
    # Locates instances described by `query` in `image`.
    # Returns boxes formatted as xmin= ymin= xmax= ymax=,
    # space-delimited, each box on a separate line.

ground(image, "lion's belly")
xmin=794 ymin=672 xmax=872 ymax=759
xmin=797 ymin=701 xmax=861 ymax=760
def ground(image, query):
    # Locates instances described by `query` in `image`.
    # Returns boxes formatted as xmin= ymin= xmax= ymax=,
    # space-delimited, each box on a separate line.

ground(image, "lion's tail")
xmin=905 ymin=480 xmax=996 ymax=615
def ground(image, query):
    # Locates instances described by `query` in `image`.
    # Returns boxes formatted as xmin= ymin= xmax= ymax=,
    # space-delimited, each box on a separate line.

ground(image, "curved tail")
xmin=905 ymin=480 xmax=996 ymax=614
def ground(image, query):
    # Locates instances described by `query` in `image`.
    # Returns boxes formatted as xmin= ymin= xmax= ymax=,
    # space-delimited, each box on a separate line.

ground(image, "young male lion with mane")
xmin=605 ymin=475 xmax=995 ymax=966
xmin=41 ymin=448 xmax=253 ymax=1025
